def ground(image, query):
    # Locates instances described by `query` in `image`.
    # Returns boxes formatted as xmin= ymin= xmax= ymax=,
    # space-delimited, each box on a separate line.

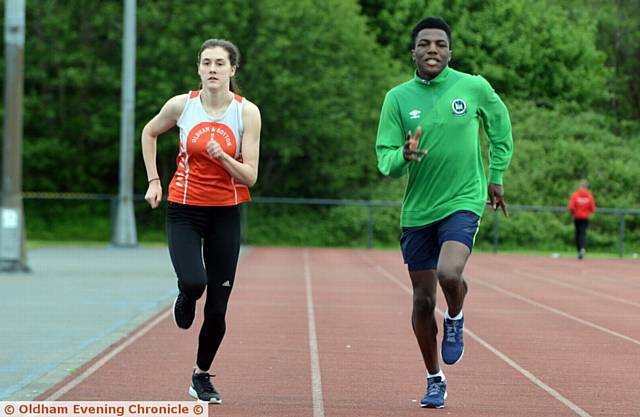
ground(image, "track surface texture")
xmin=40 ymin=248 xmax=640 ymax=417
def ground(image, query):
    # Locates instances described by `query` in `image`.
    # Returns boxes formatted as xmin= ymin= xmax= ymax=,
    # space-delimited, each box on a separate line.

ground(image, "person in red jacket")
xmin=568 ymin=179 xmax=596 ymax=259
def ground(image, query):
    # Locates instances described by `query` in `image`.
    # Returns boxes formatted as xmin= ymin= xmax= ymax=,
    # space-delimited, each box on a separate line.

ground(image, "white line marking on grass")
xmin=45 ymin=310 xmax=171 ymax=400
xmin=304 ymin=249 xmax=325 ymax=417
xmin=373 ymin=265 xmax=594 ymax=417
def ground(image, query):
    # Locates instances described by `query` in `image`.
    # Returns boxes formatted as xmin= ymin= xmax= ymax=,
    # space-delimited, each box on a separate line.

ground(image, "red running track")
xmin=40 ymin=248 xmax=640 ymax=417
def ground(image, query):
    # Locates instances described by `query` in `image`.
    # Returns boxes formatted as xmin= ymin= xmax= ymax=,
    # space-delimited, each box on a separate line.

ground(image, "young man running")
xmin=376 ymin=17 xmax=513 ymax=408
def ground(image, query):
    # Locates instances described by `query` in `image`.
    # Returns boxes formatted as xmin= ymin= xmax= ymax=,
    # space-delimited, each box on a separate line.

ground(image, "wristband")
xmin=148 ymin=178 xmax=160 ymax=184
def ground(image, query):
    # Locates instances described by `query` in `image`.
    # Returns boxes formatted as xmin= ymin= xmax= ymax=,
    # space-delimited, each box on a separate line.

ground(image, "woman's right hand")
xmin=145 ymin=181 xmax=163 ymax=209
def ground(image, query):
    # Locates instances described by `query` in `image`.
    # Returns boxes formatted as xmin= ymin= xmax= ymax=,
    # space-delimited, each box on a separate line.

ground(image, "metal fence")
xmin=247 ymin=198 xmax=639 ymax=257
xmin=486 ymin=204 xmax=639 ymax=258
xmin=21 ymin=193 xmax=640 ymax=257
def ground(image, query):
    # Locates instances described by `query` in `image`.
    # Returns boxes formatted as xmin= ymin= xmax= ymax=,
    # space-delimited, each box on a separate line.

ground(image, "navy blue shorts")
xmin=400 ymin=210 xmax=481 ymax=271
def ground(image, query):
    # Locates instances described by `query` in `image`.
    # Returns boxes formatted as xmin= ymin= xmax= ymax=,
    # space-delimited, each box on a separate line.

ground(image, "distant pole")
xmin=366 ymin=205 xmax=373 ymax=249
xmin=112 ymin=0 xmax=138 ymax=247
xmin=618 ymin=213 xmax=625 ymax=258
xmin=1 ymin=0 xmax=29 ymax=272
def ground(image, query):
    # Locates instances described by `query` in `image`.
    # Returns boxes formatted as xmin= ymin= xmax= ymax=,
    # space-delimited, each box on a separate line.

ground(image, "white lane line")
xmin=471 ymin=277 xmax=640 ymax=346
xmin=511 ymin=268 xmax=640 ymax=309
xmin=45 ymin=310 xmax=171 ymax=400
xmin=304 ymin=249 xmax=325 ymax=417
xmin=44 ymin=247 xmax=250 ymax=401
xmin=515 ymin=263 xmax=640 ymax=288
xmin=45 ymin=249 xmax=254 ymax=401
xmin=373 ymin=265 xmax=594 ymax=417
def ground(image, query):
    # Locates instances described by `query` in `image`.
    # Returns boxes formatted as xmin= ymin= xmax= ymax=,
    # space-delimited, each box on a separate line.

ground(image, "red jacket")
xmin=568 ymin=188 xmax=596 ymax=220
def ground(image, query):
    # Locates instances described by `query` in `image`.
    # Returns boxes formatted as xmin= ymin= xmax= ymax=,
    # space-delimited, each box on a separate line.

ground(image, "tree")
xmin=359 ymin=0 xmax=611 ymax=108
xmin=241 ymin=0 xmax=401 ymax=197
xmin=592 ymin=0 xmax=640 ymax=124
xmin=22 ymin=0 xmax=123 ymax=192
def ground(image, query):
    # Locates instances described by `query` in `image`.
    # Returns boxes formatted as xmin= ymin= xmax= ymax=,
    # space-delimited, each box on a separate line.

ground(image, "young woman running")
xmin=141 ymin=38 xmax=261 ymax=403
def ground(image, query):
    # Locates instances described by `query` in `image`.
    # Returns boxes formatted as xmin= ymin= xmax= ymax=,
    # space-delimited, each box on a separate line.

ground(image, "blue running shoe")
xmin=420 ymin=376 xmax=447 ymax=408
xmin=441 ymin=315 xmax=464 ymax=365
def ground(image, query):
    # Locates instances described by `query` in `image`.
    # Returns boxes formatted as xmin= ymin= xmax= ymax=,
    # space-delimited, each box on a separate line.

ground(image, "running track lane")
xmin=362 ymin=249 xmax=639 ymax=417
xmin=39 ymin=248 xmax=639 ymax=416
xmin=40 ymin=247 xmax=316 ymax=417
xmin=313 ymin=249 xmax=582 ymax=417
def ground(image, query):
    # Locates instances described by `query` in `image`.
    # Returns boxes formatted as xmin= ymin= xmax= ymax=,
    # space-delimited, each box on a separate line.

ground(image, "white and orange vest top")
xmin=168 ymin=90 xmax=250 ymax=206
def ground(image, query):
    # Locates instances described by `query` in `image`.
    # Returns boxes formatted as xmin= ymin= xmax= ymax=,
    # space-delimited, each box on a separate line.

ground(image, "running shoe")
xmin=441 ymin=315 xmax=464 ymax=365
xmin=173 ymin=293 xmax=196 ymax=329
xmin=420 ymin=376 xmax=447 ymax=408
xmin=189 ymin=371 xmax=222 ymax=404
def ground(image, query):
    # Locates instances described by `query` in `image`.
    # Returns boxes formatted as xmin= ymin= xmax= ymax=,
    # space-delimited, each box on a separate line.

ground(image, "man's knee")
xmin=437 ymin=265 xmax=462 ymax=290
xmin=413 ymin=289 xmax=437 ymax=316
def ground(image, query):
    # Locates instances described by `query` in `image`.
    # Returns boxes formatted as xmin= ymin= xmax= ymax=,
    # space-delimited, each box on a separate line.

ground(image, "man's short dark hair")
xmin=411 ymin=17 xmax=451 ymax=50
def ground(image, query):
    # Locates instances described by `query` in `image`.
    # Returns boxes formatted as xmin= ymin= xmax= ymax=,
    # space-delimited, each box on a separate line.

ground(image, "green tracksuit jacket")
xmin=376 ymin=66 xmax=513 ymax=227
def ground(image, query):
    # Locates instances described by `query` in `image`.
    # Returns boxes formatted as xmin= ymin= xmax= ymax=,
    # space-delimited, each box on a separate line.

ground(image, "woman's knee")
xmin=179 ymin=277 xmax=206 ymax=300
xmin=203 ymin=298 xmax=229 ymax=320
xmin=202 ymin=307 xmax=227 ymax=332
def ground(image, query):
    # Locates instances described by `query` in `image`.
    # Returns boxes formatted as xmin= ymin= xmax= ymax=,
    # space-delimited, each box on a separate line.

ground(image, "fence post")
xmin=367 ymin=204 xmax=373 ymax=249
xmin=492 ymin=209 xmax=499 ymax=254
xmin=618 ymin=213 xmax=625 ymax=258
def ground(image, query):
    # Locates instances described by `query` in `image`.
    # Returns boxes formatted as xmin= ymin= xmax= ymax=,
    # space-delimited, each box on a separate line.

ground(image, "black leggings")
xmin=166 ymin=202 xmax=241 ymax=371
xmin=574 ymin=219 xmax=589 ymax=252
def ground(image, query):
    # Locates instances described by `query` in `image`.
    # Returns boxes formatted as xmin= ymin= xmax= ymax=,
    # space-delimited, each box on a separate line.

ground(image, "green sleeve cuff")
xmin=389 ymin=147 xmax=410 ymax=177
xmin=488 ymin=169 xmax=504 ymax=185
xmin=378 ymin=146 xmax=409 ymax=177
xmin=393 ymin=146 xmax=409 ymax=170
